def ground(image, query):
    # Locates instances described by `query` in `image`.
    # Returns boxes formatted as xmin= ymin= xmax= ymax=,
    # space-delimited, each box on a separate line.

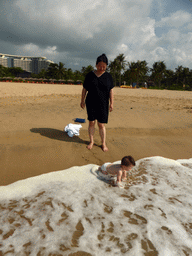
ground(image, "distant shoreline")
xmin=0 ymin=82 xmax=192 ymax=100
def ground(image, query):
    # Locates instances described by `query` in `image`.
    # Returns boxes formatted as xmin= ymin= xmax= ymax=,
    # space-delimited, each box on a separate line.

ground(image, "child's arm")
xmin=122 ymin=170 xmax=127 ymax=180
xmin=117 ymin=170 xmax=122 ymax=183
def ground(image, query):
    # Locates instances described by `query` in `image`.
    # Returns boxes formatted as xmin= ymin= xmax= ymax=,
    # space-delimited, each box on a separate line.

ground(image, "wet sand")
xmin=0 ymin=82 xmax=192 ymax=185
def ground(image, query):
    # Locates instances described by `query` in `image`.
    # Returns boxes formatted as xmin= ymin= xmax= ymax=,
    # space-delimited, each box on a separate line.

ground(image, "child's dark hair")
xmin=121 ymin=156 xmax=135 ymax=167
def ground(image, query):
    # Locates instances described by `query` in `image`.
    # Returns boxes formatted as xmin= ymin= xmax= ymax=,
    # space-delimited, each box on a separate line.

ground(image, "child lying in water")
xmin=98 ymin=156 xmax=136 ymax=188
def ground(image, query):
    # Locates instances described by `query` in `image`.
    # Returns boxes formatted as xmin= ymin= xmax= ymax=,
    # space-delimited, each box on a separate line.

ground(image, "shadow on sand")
xmin=30 ymin=128 xmax=88 ymax=145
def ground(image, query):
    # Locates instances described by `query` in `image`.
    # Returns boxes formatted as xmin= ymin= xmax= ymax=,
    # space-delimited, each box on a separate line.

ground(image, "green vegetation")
xmin=0 ymin=56 xmax=192 ymax=90
xmin=34 ymin=63 xmax=94 ymax=83
xmin=0 ymin=66 xmax=24 ymax=78
xmin=114 ymin=55 xmax=192 ymax=91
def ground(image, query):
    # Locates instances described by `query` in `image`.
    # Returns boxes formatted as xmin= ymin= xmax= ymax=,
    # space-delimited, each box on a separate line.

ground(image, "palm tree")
xmin=164 ymin=69 xmax=174 ymax=89
xmin=123 ymin=69 xmax=133 ymax=86
xmin=38 ymin=69 xmax=47 ymax=79
xmin=115 ymin=54 xmax=127 ymax=86
xmin=74 ymin=70 xmax=83 ymax=81
xmin=58 ymin=62 xmax=66 ymax=80
xmin=136 ymin=60 xmax=148 ymax=85
xmin=81 ymin=65 xmax=94 ymax=81
xmin=128 ymin=60 xmax=149 ymax=86
xmin=181 ymin=67 xmax=190 ymax=86
xmin=0 ymin=65 xmax=7 ymax=77
xmin=47 ymin=63 xmax=59 ymax=79
xmin=175 ymin=65 xmax=183 ymax=86
xmin=150 ymin=61 xmax=166 ymax=88
xmin=65 ymin=68 xmax=71 ymax=79
xmin=127 ymin=62 xmax=137 ymax=85
xmin=189 ymin=70 xmax=192 ymax=90
xmin=108 ymin=59 xmax=119 ymax=87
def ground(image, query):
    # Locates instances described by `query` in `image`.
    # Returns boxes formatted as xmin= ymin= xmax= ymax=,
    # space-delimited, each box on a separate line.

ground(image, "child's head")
xmin=121 ymin=156 xmax=135 ymax=171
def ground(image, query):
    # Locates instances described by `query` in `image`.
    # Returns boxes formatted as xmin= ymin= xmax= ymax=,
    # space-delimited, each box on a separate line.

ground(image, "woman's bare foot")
xmin=101 ymin=144 xmax=108 ymax=152
xmin=87 ymin=142 xmax=94 ymax=150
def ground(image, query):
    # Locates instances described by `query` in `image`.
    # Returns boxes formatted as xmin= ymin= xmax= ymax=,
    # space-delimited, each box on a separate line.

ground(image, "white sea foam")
xmin=0 ymin=156 xmax=192 ymax=256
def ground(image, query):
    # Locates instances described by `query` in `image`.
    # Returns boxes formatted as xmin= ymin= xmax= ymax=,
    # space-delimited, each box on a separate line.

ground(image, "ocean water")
xmin=0 ymin=156 xmax=192 ymax=256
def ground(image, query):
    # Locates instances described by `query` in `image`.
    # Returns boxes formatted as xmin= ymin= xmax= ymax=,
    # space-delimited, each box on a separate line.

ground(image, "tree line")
xmin=1 ymin=53 xmax=192 ymax=90
xmin=109 ymin=54 xmax=192 ymax=91
xmin=0 ymin=63 xmax=94 ymax=84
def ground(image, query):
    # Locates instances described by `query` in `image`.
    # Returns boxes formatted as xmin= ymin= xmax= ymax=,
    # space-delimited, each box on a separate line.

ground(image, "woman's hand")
xmin=109 ymin=89 xmax=113 ymax=112
xmin=109 ymin=104 xmax=113 ymax=112
xmin=80 ymin=101 xmax=85 ymax=109
xmin=81 ymin=88 xmax=87 ymax=109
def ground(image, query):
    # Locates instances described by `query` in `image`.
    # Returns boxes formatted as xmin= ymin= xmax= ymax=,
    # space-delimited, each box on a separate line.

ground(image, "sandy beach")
xmin=1 ymin=82 xmax=192 ymax=255
xmin=0 ymin=82 xmax=192 ymax=185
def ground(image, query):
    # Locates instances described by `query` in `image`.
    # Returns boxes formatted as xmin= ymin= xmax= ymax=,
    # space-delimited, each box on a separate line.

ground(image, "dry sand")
xmin=0 ymin=82 xmax=192 ymax=185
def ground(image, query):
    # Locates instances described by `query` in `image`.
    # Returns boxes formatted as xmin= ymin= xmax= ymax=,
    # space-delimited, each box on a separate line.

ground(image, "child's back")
xmin=99 ymin=156 xmax=136 ymax=188
xmin=105 ymin=164 xmax=121 ymax=176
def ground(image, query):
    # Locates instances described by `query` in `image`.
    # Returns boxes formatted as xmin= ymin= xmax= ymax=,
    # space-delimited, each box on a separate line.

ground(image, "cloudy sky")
xmin=1 ymin=0 xmax=192 ymax=71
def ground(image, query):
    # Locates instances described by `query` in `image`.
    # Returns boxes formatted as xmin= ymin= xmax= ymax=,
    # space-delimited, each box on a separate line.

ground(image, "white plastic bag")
xmin=64 ymin=123 xmax=82 ymax=137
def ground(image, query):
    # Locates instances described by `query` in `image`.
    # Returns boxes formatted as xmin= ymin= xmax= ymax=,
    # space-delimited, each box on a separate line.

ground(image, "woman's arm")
xmin=80 ymin=87 xmax=87 ymax=109
xmin=109 ymin=89 xmax=114 ymax=112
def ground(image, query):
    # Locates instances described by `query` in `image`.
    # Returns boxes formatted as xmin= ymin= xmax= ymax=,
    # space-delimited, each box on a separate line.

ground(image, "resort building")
xmin=0 ymin=55 xmax=8 ymax=67
xmin=32 ymin=58 xmax=54 ymax=74
xmin=0 ymin=53 xmax=54 ymax=74
xmin=12 ymin=58 xmax=32 ymax=73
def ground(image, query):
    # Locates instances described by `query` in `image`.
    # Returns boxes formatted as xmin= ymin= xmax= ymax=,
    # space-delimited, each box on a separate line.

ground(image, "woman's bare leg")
xmin=87 ymin=121 xmax=95 ymax=149
xmin=97 ymin=121 xmax=108 ymax=152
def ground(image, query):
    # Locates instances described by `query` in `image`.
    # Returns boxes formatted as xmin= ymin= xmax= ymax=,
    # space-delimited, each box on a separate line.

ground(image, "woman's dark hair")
xmin=96 ymin=53 xmax=108 ymax=65
xmin=121 ymin=156 xmax=136 ymax=167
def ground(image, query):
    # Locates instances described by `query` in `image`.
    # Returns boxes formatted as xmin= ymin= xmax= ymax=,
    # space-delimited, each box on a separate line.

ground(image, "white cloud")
xmin=172 ymin=48 xmax=187 ymax=61
xmin=166 ymin=29 xmax=180 ymax=42
xmin=1 ymin=0 xmax=192 ymax=70
xmin=156 ymin=10 xmax=191 ymax=28
xmin=171 ymin=47 xmax=192 ymax=67
xmin=120 ymin=9 xmax=192 ymax=69
xmin=123 ymin=17 xmax=157 ymax=47
xmin=117 ymin=44 xmax=128 ymax=52
xmin=15 ymin=43 xmax=59 ymax=61
xmin=13 ymin=0 xmax=126 ymax=41
xmin=187 ymin=23 xmax=192 ymax=30
xmin=112 ymin=17 xmax=157 ymax=63
xmin=150 ymin=47 xmax=167 ymax=61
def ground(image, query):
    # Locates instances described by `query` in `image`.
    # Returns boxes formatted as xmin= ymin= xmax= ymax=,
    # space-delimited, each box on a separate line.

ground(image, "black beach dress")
xmin=83 ymin=71 xmax=114 ymax=123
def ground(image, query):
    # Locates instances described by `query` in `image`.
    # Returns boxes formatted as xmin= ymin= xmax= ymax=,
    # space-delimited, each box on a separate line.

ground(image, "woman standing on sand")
xmin=80 ymin=53 xmax=114 ymax=152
